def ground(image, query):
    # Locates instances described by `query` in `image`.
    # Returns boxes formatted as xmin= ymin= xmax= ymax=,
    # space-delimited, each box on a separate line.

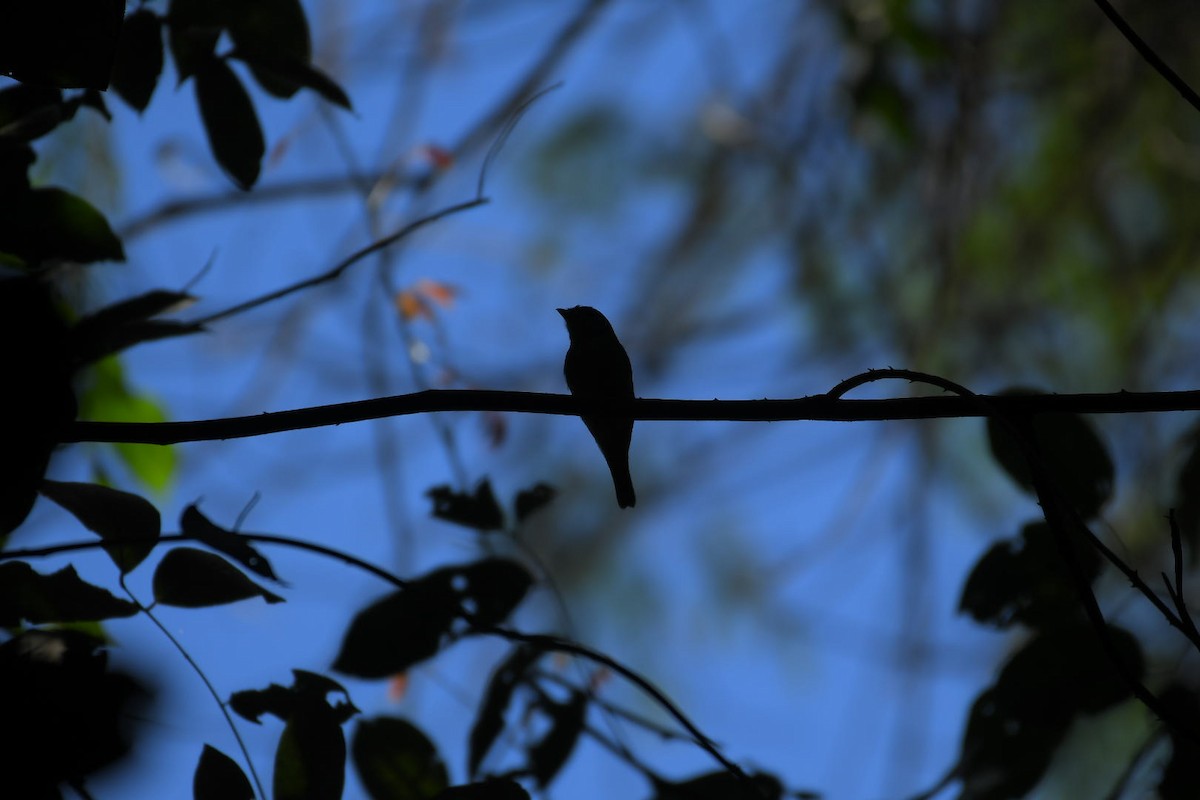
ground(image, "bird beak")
xmin=556 ymin=308 xmax=567 ymax=318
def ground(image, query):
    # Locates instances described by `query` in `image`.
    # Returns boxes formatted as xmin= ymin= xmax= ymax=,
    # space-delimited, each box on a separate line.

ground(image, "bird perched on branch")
xmin=558 ymin=306 xmax=637 ymax=509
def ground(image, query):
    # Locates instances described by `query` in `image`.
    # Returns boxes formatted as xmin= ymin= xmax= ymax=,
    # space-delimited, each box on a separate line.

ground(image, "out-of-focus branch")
xmin=449 ymin=0 xmax=611 ymax=158
xmin=117 ymin=173 xmax=396 ymax=242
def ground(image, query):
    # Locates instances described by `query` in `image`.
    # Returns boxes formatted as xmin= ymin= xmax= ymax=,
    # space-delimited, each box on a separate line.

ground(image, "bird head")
xmin=557 ymin=305 xmax=616 ymax=340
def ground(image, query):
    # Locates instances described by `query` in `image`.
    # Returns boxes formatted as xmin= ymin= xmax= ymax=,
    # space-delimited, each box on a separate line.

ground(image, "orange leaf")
xmin=395 ymin=290 xmax=431 ymax=322
xmin=415 ymin=278 xmax=458 ymax=308
xmin=421 ymin=144 xmax=455 ymax=172
xmin=387 ymin=672 xmax=409 ymax=702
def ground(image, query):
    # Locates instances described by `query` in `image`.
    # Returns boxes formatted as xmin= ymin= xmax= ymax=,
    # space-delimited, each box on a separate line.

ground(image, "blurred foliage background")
xmin=12 ymin=0 xmax=1200 ymax=797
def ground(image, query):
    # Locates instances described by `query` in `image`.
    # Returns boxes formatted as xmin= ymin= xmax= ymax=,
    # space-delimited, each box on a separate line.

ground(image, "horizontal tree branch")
xmin=63 ymin=387 xmax=1200 ymax=446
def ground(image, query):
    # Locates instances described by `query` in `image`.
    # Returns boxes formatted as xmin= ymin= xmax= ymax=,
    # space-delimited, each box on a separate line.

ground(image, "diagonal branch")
xmin=1092 ymin=0 xmax=1200 ymax=115
xmin=190 ymin=197 xmax=488 ymax=327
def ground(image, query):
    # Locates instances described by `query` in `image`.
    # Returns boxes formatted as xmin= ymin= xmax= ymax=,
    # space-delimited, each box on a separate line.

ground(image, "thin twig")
xmin=476 ymin=627 xmax=755 ymax=790
xmin=191 ymin=197 xmax=488 ymax=327
xmin=449 ymin=0 xmax=611 ymax=158
xmin=119 ymin=576 xmax=267 ymax=800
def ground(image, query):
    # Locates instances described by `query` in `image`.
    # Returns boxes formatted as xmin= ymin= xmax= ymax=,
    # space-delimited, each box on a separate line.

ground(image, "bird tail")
xmin=613 ymin=468 xmax=636 ymax=509
xmin=600 ymin=449 xmax=635 ymax=508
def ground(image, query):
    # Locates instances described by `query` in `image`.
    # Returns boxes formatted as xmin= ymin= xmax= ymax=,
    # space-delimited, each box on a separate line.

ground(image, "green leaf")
xmin=194 ymin=58 xmax=264 ymax=190
xmin=152 ymin=547 xmax=284 ymax=608
xmin=333 ymin=575 xmax=459 ymax=679
xmin=353 ymin=716 xmax=449 ymax=800
xmin=181 ymin=504 xmax=280 ymax=582
xmin=112 ymin=10 xmax=164 ymax=112
xmin=39 ymin=480 xmax=161 ymax=573
xmin=427 ymin=480 xmax=505 ymax=531
xmin=985 ymin=388 xmax=1114 ymax=519
xmin=194 ymin=745 xmax=254 ymax=800
xmin=0 ymin=561 xmax=139 ymax=626
xmin=433 ymin=780 xmax=531 ymax=800
xmin=79 ymin=356 xmax=176 ymax=493
xmin=514 ymin=483 xmax=556 ymax=523
xmin=274 ymin=703 xmax=345 ymax=800
xmin=469 ymin=646 xmax=542 ymax=777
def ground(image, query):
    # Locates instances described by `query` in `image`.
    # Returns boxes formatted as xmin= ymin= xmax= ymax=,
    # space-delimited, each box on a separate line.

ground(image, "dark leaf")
xmin=528 ymin=690 xmax=587 ymax=788
xmin=1173 ymin=421 xmax=1200 ymax=563
xmin=352 ymin=716 xmax=449 ymax=800
xmin=194 ymin=744 xmax=254 ymax=800
xmin=332 ymin=573 xmax=459 ymax=678
xmin=514 ymin=483 xmax=556 ymax=522
xmin=71 ymin=317 xmax=205 ymax=365
xmin=70 ymin=289 xmax=199 ymax=365
xmin=230 ymin=683 xmax=297 ymax=725
xmin=166 ymin=0 xmax=226 ymax=82
xmin=194 ymin=58 xmax=264 ymax=190
xmin=986 ymin=388 xmax=1114 ymax=519
xmin=274 ymin=703 xmax=346 ymax=800
xmin=0 ymin=0 xmax=124 ymax=89
xmin=231 ymin=670 xmax=356 ymax=726
xmin=225 ymin=0 xmax=310 ymax=96
xmin=0 ymin=561 xmax=139 ymax=626
xmin=0 ymin=630 xmax=151 ymax=794
xmin=112 ymin=10 xmax=164 ymax=112
xmin=1159 ymin=684 xmax=1200 ymax=800
xmin=469 ymin=646 xmax=543 ymax=778
xmin=1 ymin=187 xmax=125 ymax=264
xmin=181 ymin=504 xmax=280 ymax=582
xmin=433 ymin=779 xmax=531 ymax=800
xmin=230 ymin=51 xmax=351 ymax=109
xmin=40 ymin=479 xmax=160 ymax=573
xmin=959 ymin=521 xmax=1099 ymax=630
xmin=152 ymin=547 xmax=284 ymax=607
xmin=428 ymin=480 xmax=504 ymax=531
xmin=0 ymin=84 xmax=66 ymax=142
xmin=652 ymin=770 xmax=786 ymax=800
xmin=0 ymin=277 xmax=75 ymax=537
xmin=957 ymin=624 xmax=1142 ymax=799
xmin=459 ymin=558 xmax=534 ymax=628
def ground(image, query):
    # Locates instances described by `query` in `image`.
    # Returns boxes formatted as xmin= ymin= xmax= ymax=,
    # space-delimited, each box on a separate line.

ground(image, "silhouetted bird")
xmin=558 ymin=306 xmax=637 ymax=509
